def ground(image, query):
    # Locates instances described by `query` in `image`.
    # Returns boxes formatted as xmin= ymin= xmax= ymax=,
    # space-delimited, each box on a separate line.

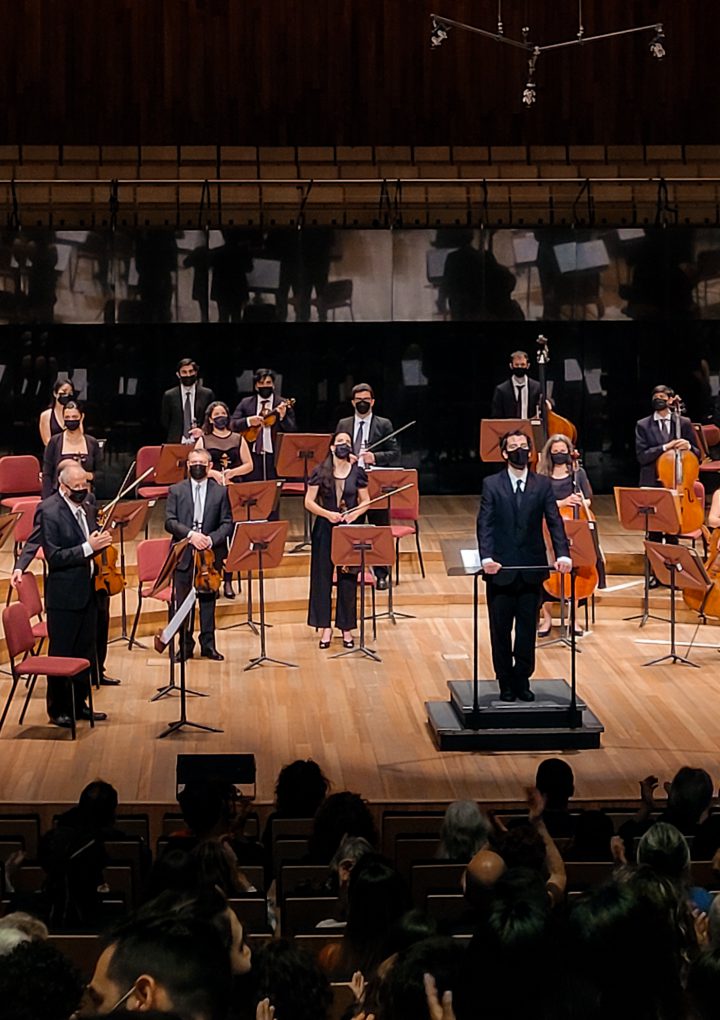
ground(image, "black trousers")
xmin=308 ymin=517 xmax=357 ymax=630
xmin=46 ymin=598 xmax=97 ymax=718
xmin=174 ymin=568 xmax=218 ymax=653
xmin=486 ymin=576 xmax=543 ymax=696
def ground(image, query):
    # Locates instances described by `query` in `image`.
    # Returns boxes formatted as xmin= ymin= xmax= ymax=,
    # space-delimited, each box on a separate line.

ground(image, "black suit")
xmin=161 ymin=384 xmax=215 ymax=443
xmin=165 ymin=479 xmax=233 ymax=652
xmin=38 ymin=493 xmax=99 ymax=719
xmin=477 ymin=469 xmax=569 ymax=697
xmin=230 ymin=393 xmax=297 ymax=482
xmin=490 ymin=378 xmax=543 ymax=420
xmin=635 ymin=413 xmax=700 ymax=487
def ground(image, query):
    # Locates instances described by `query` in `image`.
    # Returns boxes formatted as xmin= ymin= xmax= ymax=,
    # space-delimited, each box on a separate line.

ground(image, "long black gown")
xmin=307 ymin=463 xmax=368 ymax=630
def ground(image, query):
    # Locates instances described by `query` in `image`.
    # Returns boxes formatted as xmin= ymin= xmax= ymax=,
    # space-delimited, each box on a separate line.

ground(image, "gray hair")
xmin=0 ymin=913 xmax=48 ymax=941
xmin=329 ymin=835 xmax=374 ymax=874
xmin=637 ymin=822 xmax=691 ymax=881
xmin=57 ymin=462 xmax=86 ymax=487
xmin=437 ymin=801 xmax=491 ymax=862
xmin=0 ymin=927 xmax=30 ymax=957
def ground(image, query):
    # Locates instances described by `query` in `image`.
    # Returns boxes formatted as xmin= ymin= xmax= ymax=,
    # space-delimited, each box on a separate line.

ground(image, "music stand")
xmin=366 ymin=468 xmax=418 ymax=623
xmin=225 ymin=519 xmax=296 ymax=670
xmin=148 ymin=539 xmax=206 ymax=702
xmin=480 ymin=419 xmax=538 ymax=463
xmin=330 ymin=525 xmax=394 ymax=662
xmin=642 ymin=541 xmax=709 ymax=667
xmin=615 ymin=487 xmax=681 ymax=626
xmin=544 ymin=518 xmax=598 ymax=651
xmin=154 ymin=444 xmax=192 ymax=485
xmin=275 ymin=433 xmax=332 ymax=552
xmin=106 ymin=499 xmax=151 ymax=648
xmin=154 ymin=586 xmax=223 ymax=739
xmin=224 ymin=480 xmax=283 ymax=634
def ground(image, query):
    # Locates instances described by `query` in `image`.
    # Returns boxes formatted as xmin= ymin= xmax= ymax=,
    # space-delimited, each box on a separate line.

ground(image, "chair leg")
xmin=19 ymin=675 xmax=38 ymax=724
xmin=0 ymin=672 xmax=20 ymax=733
xmin=414 ymin=524 xmax=426 ymax=579
xmin=128 ymin=592 xmax=142 ymax=650
xmin=86 ymin=673 xmax=95 ymax=728
xmin=395 ymin=538 xmax=401 ymax=587
xmin=69 ymin=688 xmax=77 ymax=740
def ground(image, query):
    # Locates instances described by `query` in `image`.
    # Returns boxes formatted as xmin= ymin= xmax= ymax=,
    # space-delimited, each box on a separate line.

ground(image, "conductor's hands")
xmin=483 ymin=560 xmax=502 ymax=575
xmin=88 ymin=530 xmax=113 ymax=552
xmin=555 ymin=558 xmax=572 ymax=574
xmin=189 ymin=531 xmax=212 ymax=550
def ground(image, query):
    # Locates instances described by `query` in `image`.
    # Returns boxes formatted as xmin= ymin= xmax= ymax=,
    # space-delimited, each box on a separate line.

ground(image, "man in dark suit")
xmin=38 ymin=461 xmax=112 ymax=727
xmin=165 ymin=447 xmax=233 ymax=660
xmin=160 ymin=357 xmax=215 ymax=444
xmin=335 ymin=382 xmax=400 ymax=588
xmin=230 ymin=367 xmax=297 ymax=482
xmin=490 ymin=350 xmax=543 ymax=420
xmin=477 ymin=430 xmax=571 ymax=702
xmin=635 ymin=384 xmax=701 ymax=548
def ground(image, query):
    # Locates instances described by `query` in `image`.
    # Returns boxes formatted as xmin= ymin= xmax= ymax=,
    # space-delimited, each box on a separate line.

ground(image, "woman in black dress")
xmin=41 ymin=401 xmax=103 ymax=498
xmin=196 ymin=400 xmax=254 ymax=598
xmin=305 ymin=432 xmax=370 ymax=649
xmin=38 ymin=378 xmax=75 ymax=446
xmin=537 ymin=433 xmax=593 ymax=637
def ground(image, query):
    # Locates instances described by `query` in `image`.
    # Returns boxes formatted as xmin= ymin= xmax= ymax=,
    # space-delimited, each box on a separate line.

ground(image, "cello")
xmin=543 ymin=450 xmax=599 ymax=605
xmin=656 ymin=395 xmax=704 ymax=534
xmin=535 ymin=335 xmax=577 ymax=447
xmin=683 ymin=527 xmax=720 ymax=619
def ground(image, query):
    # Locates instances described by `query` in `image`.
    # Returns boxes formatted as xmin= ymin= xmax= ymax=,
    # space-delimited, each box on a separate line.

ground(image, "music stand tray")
xmin=154 ymin=444 xmax=192 ymax=485
xmin=225 ymin=519 xmax=296 ymax=670
xmin=330 ymin=525 xmax=394 ymax=662
xmin=480 ymin=419 xmax=536 ymax=463
xmin=275 ymin=433 xmax=332 ymax=552
xmin=615 ymin=486 xmax=681 ymax=626
xmin=642 ymin=541 xmax=709 ymax=667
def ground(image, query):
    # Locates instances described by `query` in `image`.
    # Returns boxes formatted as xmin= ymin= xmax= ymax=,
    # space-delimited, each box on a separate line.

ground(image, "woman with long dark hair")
xmin=39 ymin=378 xmax=75 ymax=446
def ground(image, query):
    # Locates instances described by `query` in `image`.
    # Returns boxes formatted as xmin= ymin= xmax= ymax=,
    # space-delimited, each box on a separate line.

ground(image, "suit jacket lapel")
xmin=60 ymin=497 xmax=88 ymax=541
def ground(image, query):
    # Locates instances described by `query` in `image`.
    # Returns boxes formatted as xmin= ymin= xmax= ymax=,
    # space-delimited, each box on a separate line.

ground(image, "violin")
xmin=536 ymin=335 xmax=578 ymax=446
xmin=93 ymin=502 xmax=125 ymax=597
xmin=656 ymin=395 xmax=704 ymax=534
xmin=683 ymin=527 xmax=720 ymax=619
xmin=194 ymin=547 xmax=222 ymax=593
xmin=242 ymin=398 xmax=296 ymax=444
xmin=543 ymin=455 xmax=599 ymax=604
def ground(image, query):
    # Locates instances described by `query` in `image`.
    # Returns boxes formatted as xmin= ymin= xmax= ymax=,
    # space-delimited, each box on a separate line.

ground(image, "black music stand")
xmin=330 ymin=525 xmax=394 ymax=663
xmin=225 ymin=519 xmax=296 ymax=670
xmin=615 ymin=487 xmax=681 ymax=627
xmin=223 ymin=480 xmax=283 ymax=634
xmin=148 ymin=539 xmax=206 ymax=702
xmin=440 ymin=539 xmax=485 ymax=728
xmin=154 ymin=444 xmax=192 ymax=485
xmin=275 ymin=432 xmax=332 ymax=552
xmin=642 ymin=541 xmax=709 ymax=667
xmin=544 ymin=519 xmax=598 ymax=651
xmin=366 ymin=468 xmax=418 ymax=623
xmin=106 ymin=499 xmax=151 ymax=648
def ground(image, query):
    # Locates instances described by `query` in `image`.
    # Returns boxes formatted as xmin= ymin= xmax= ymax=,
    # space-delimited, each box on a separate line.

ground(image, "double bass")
xmin=656 ymin=395 xmax=704 ymax=534
xmin=535 ymin=335 xmax=577 ymax=447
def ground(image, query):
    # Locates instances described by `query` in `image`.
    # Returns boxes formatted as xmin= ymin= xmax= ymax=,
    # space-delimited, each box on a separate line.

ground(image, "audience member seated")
xmin=534 ymin=757 xmax=578 ymax=838
xmin=172 ymin=780 xmax=265 ymax=868
xmin=250 ymin=939 xmax=332 ymax=1020
xmin=565 ymin=810 xmax=616 ymax=861
xmin=495 ymin=788 xmax=566 ymax=907
xmin=307 ymin=791 xmax=378 ymax=864
xmin=619 ymin=768 xmax=720 ymax=860
xmin=313 ymin=835 xmax=375 ymax=926
xmin=0 ymin=938 xmax=84 ymax=1020
xmin=687 ymin=945 xmax=720 ymax=1020
xmin=379 ymin=935 xmax=469 ymax=1020
xmin=192 ymin=839 xmax=259 ymax=896
xmin=0 ymin=911 xmax=49 ymax=942
xmin=436 ymin=801 xmax=490 ymax=863
xmin=636 ymin=822 xmax=713 ymax=913
xmin=261 ymin=759 xmax=331 ymax=854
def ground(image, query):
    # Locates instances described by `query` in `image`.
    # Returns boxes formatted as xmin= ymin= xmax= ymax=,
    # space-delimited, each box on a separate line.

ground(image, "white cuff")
xmin=82 ymin=541 xmax=93 ymax=558
xmin=557 ymin=556 xmax=573 ymax=565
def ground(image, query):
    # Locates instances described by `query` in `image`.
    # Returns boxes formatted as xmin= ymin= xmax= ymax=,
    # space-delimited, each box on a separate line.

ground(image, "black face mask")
xmin=507 ymin=447 xmax=530 ymax=468
xmin=65 ymin=419 xmax=81 ymax=432
xmin=180 ymin=374 xmax=197 ymax=387
xmin=189 ymin=464 xmax=207 ymax=481
xmin=354 ymin=400 xmax=371 ymax=415
xmin=334 ymin=444 xmax=352 ymax=460
xmin=511 ymin=367 xmax=528 ymax=379
xmin=57 ymin=393 xmax=73 ymax=406
xmin=652 ymin=396 xmax=669 ymax=411
xmin=67 ymin=487 xmax=88 ymax=504
xmin=256 ymin=385 xmax=274 ymax=400
xmin=550 ymin=452 xmax=571 ymax=465
xmin=212 ymin=416 xmax=229 ymax=430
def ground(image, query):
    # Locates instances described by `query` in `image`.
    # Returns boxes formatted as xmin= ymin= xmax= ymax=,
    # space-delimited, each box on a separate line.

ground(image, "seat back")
xmin=136 ymin=537 xmax=171 ymax=583
xmin=0 ymin=455 xmax=42 ymax=496
xmin=16 ymin=571 xmax=43 ymax=619
xmin=12 ymin=498 xmax=41 ymax=545
xmin=694 ymin=479 xmax=705 ymax=502
xmin=390 ymin=470 xmax=420 ymax=521
xmin=136 ymin=446 xmax=162 ymax=478
xmin=703 ymin=423 xmax=720 ymax=448
xmin=2 ymin=602 xmax=36 ymax=660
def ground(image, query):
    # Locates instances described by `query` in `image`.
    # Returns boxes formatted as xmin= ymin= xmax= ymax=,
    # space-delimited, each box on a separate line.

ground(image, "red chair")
xmin=0 ymin=455 xmax=42 ymax=511
xmin=694 ymin=424 xmax=720 ymax=477
xmin=391 ymin=484 xmax=425 ymax=585
xmin=11 ymin=496 xmax=41 ymax=557
xmin=14 ymin=573 xmax=48 ymax=654
xmin=136 ymin=446 xmax=171 ymax=500
xmin=128 ymin=538 xmax=172 ymax=650
xmin=1 ymin=602 xmax=93 ymax=740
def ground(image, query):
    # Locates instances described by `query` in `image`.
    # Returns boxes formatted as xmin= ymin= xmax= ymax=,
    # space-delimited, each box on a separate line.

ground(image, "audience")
xmin=262 ymin=759 xmax=331 ymax=852
xmin=0 ymin=939 xmax=83 ymax=1020
xmin=534 ymin=757 xmax=577 ymax=837
xmin=250 ymin=940 xmax=331 ymax=1020
xmin=436 ymin=801 xmax=490 ymax=862
xmin=308 ymin=791 xmax=378 ymax=864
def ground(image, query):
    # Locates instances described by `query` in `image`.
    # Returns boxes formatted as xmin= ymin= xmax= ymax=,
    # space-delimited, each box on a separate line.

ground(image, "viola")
xmin=93 ymin=506 xmax=125 ymax=596
xmin=656 ymin=395 xmax=704 ymax=534
xmin=194 ymin=547 xmax=222 ymax=593
xmin=242 ymin=398 xmax=296 ymax=444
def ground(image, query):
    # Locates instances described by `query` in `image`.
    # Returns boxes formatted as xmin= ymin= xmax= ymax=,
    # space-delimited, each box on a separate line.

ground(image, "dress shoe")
xmin=100 ymin=675 xmax=121 ymax=686
xmin=49 ymin=715 xmax=74 ymax=729
xmin=342 ymin=638 xmax=355 ymax=649
xmin=376 ymin=576 xmax=388 ymax=591
xmin=78 ymin=707 xmax=108 ymax=721
xmin=319 ymin=639 xmax=331 ymax=649
xmin=223 ymin=583 xmax=236 ymax=599
xmin=516 ymin=690 xmax=535 ymax=702
xmin=499 ymin=692 xmax=516 ymax=702
xmin=537 ymin=625 xmax=552 ymax=638
xmin=201 ymin=647 xmax=224 ymax=661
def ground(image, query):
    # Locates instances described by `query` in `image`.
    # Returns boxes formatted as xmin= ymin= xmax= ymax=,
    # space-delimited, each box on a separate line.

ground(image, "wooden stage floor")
xmin=1 ymin=494 xmax=719 ymax=813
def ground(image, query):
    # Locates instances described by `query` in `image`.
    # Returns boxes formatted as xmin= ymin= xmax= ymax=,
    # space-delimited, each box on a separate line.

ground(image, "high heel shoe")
xmin=537 ymin=624 xmax=552 ymax=638
xmin=342 ymin=637 xmax=355 ymax=648
xmin=223 ymin=582 xmax=236 ymax=600
xmin=319 ymin=639 xmax=331 ymax=649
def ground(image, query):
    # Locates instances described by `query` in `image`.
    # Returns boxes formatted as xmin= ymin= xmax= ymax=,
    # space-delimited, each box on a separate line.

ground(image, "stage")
xmin=1 ymin=495 xmax=719 ymax=821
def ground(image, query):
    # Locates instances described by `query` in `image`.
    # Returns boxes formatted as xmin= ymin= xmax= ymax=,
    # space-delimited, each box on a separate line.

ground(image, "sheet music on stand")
xmin=157 ymin=589 xmax=197 ymax=649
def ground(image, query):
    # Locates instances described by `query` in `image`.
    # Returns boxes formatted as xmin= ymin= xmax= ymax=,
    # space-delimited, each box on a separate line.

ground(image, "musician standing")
xmin=161 ymin=358 xmax=215 ymax=444
xmin=165 ymin=448 xmax=233 ymax=661
xmin=490 ymin=351 xmax=543 ymax=420
xmin=230 ymin=368 xmax=297 ymax=482
xmin=335 ymin=383 xmax=399 ymax=589
xmin=635 ymin=385 xmax=700 ymax=544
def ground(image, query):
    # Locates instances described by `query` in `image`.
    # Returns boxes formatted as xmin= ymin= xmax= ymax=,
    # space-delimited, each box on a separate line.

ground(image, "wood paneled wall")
xmin=0 ymin=0 xmax=713 ymax=145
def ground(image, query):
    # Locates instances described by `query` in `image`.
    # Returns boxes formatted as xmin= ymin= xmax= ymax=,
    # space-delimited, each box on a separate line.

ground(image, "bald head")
xmin=464 ymin=849 xmax=506 ymax=908
xmin=58 ymin=462 xmax=87 ymax=488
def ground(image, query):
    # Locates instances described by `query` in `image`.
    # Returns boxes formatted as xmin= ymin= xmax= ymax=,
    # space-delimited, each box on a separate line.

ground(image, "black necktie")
xmin=354 ymin=421 xmax=365 ymax=456
xmin=661 ymin=419 xmax=670 ymax=440
xmin=515 ymin=385 xmax=524 ymax=419
xmin=183 ymin=390 xmax=193 ymax=435
xmin=515 ymin=479 xmax=524 ymax=509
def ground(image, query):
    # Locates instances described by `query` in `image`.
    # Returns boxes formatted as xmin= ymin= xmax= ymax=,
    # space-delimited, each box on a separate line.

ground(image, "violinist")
xmin=165 ymin=448 xmax=233 ymax=661
xmin=230 ymin=368 xmax=297 ymax=482
xmin=41 ymin=401 xmax=103 ymax=499
xmin=635 ymin=385 xmax=700 ymax=543
xmin=490 ymin=351 xmax=543 ymax=420
xmin=38 ymin=378 xmax=74 ymax=446
xmin=196 ymin=400 xmax=254 ymax=600
xmin=536 ymin=434 xmax=593 ymax=638
xmin=305 ymin=432 xmax=370 ymax=649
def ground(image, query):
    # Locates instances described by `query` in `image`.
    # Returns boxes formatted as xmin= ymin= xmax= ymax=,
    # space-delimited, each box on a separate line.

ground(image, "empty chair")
xmin=128 ymin=537 xmax=172 ymax=649
xmin=313 ymin=279 xmax=354 ymax=321
xmin=14 ymin=572 xmax=48 ymax=653
xmin=391 ymin=480 xmax=425 ymax=584
xmin=0 ymin=455 xmax=42 ymax=510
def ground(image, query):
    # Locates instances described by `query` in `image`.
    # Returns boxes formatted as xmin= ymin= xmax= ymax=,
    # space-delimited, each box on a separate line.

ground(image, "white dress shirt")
xmin=653 ymin=411 xmax=673 ymax=445
xmin=256 ymin=395 xmax=274 ymax=454
xmin=189 ymin=479 xmax=208 ymax=535
xmin=61 ymin=492 xmax=94 ymax=564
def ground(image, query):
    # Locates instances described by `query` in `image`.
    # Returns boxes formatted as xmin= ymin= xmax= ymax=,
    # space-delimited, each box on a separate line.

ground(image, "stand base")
xmin=331 ymin=644 xmax=381 ymax=662
xmin=426 ymin=679 xmax=603 ymax=751
xmin=150 ymin=683 xmax=207 ymax=702
xmin=109 ymin=634 xmax=143 ymax=648
xmin=643 ymin=652 xmax=700 ymax=667
xmin=220 ymin=618 xmax=270 ymax=635
xmin=243 ymin=655 xmax=298 ymax=671
xmin=373 ymin=609 xmax=416 ymax=624
xmin=158 ymin=718 xmax=223 ymax=738
xmin=624 ymin=611 xmax=671 ymax=626
xmin=290 ymin=541 xmax=311 ymax=554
